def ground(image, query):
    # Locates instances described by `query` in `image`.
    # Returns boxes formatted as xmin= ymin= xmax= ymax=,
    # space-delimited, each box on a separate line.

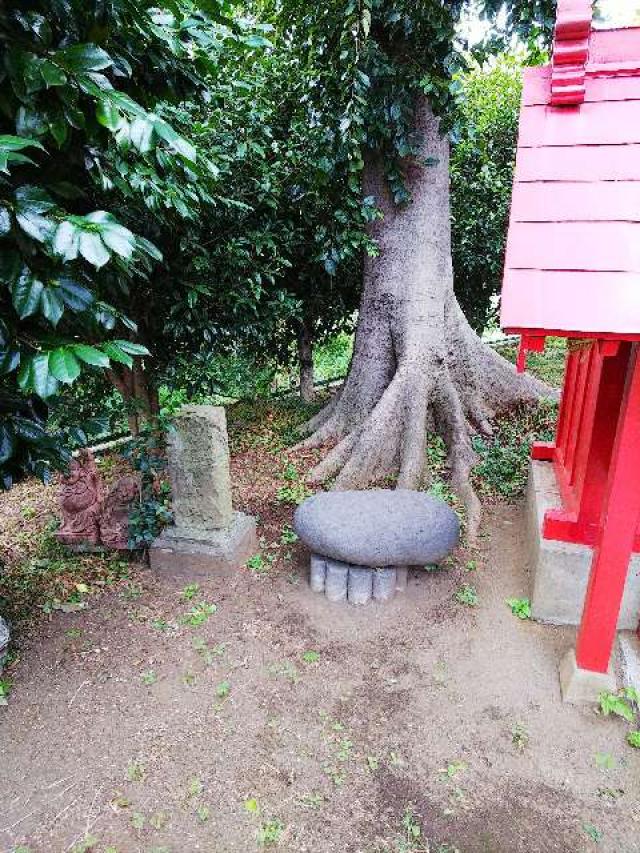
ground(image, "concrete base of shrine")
xmin=525 ymin=460 xmax=640 ymax=630
xmin=559 ymin=649 xmax=616 ymax=705
xmin=149 ymin=512 xmax=257 ymax=578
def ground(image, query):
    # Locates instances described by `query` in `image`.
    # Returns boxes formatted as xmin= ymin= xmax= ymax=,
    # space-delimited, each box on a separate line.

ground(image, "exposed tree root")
xmin=296 ymin=332 xmax=552 ymax=545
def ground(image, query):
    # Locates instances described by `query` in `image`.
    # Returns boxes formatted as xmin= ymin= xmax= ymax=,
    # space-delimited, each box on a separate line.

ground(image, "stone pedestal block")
xmin=310 ymin=555 xmax=327 ymax=592
xmin=308 ymin=555 xmax=408 ymax=605
xmin=373 ymin=568 xmax=397 ymax=602
xmin=526 ymin=460 xmax=640 ymax=629
xmin=325 ymin=560 xmax=349 ymax=602
xmin=150 ymin=511 xmax=257 ymax=578
xmin=348 ymin=567 xmax=373 ymax=605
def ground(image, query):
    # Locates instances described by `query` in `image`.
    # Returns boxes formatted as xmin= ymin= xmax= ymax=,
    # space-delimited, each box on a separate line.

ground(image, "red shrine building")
xmin=501 ymin=0 xmax=640 ymax=701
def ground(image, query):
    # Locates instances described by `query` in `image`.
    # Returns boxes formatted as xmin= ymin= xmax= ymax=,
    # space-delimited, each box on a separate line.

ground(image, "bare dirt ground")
xmin=1 ymin=493 xmax=639 ymax=853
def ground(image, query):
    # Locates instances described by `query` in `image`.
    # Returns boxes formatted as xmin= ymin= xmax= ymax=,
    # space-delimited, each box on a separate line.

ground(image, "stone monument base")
xmin=149 ymin=511 xmax=257 ymax=578
xmin=525 ymin=460 xmax=640 ymax=629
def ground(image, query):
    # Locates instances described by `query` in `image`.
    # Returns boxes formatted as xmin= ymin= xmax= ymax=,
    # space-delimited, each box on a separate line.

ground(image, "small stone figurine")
xmin=56 ymin=451 xmax=139 ymax=550
xmin=57 ymin=450 xmax=103 ymax=546
xmin=99 ymin=476 xmax=140 ymax=549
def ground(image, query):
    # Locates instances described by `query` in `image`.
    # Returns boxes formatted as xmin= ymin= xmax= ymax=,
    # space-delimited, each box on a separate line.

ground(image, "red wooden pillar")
xmin=575 ymin=344 xmax=640 ymax=673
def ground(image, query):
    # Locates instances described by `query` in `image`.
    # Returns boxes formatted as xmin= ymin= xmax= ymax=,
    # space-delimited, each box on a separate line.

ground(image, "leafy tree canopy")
xmin=0 ymin=0 xmax=267 ymax=485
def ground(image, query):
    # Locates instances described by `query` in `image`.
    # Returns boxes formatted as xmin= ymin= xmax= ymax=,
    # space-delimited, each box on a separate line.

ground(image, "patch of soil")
xmin=1 ymin=495 xmax=639 ymax=853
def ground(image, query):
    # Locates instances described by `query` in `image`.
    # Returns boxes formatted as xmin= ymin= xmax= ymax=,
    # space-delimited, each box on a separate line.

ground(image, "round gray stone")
xmin=293 ymin=489 xmax=459 ymax=567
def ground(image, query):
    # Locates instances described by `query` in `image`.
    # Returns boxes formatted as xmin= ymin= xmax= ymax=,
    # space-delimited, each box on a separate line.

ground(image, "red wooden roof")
xmin=500 ymin=5 xmax=640 ymax=338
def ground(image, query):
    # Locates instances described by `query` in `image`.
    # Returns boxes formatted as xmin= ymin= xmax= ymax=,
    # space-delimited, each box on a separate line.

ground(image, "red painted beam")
xmin=575 ymin=344 xmax=640 ymax=673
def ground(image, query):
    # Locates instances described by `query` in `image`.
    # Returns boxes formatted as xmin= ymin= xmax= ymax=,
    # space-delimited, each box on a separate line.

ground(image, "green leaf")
xmin=40 ymin=61 xmax=68 ymax=87
xmin=15 ymin=185 xmax=56 ymax=243
xmin=112 ymin=340 xmax=149 ymax=356
xmin=57 ymin=277 xmax=94 ymax=311
xmin=100 ymin=223 xmax=135 ymax=259
xmin=49 ymin=347 xmax=81 ymax=383
xmin=153 ymin=119 xmax=196 ymax=162
xmin=18 ymin=353 xmax=56 ymax=398
xmin=136 ymin=236 xmax=162 ymax=261
xmin=73 ymin=345 xmax=110 ymax=367
xmin=101 ymin=341 xmax=133 ymax=368
xmin=49 ymin=115 xmax=68 ymax=147
xmin=12 ymin=415 xmax=46 ymax=441
xmin=0 ymin=423 xmax=16 ymax=464
xmin=0 ymin=135 xmax=46 ymax=153
xmin=11 ymin=269 xmax=44 ymax=319
xmin=79 ymin=232 xmax=110 ymax=268
xmin=53 ymin=220 xmax=80 ymax=260
xmin=0 ymin=207 xmax=11 ymax=236
xmin=96 ymin=98 xmax=122 ymax=132
xmin=129 ymin=118 xmax=154 ymax=153
xmin=40 ymin=287 xmax=65 ymax=326
xmin=58 ymin=44 xmax=112 ymax=73
xmin=0 ymin=349 xmax=20 ymax=375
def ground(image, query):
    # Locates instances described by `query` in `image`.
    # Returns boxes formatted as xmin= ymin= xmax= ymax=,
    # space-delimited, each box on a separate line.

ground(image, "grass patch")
xmin=472 ymin=399 xmax=557 ymax=500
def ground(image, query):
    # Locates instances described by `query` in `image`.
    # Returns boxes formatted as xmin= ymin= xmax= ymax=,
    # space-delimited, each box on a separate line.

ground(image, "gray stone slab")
xmin=526 ymin=460 xmax=640 ymax=629
xmin=149 ymin=511 xmax=257 ymax=578
xmin=325 ymin=559 xmax=348 ymax=602
xmin=619 ymin=632 xmax=640 ymax=696
xmin=373 ymin=568 xmax=396 ymax=602
xmin=293 ymin=489 xmax=459 ymax=567
xmin=167 ymin=405 xmax=233 ymax=536
xmin=310 ymin=554 xmax=327 ymax=593
xmin=348 ymin=567 xmax=373 ymax=605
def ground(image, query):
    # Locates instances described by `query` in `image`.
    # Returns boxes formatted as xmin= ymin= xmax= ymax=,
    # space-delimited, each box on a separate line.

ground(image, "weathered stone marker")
xmin=150 ymin=405 xmax=257 ymax=577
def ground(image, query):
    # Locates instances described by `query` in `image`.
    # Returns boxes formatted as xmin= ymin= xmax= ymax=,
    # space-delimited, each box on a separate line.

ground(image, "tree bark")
xmin=298 ymin=317 xmax=315 ymax=404
xmin=106 ymin=364 xmax=159 ymax=436
xmin=296 ymin=98 xmax=549 ymax=541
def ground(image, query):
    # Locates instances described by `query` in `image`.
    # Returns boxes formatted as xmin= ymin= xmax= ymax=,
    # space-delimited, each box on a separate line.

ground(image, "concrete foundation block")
xmin=149 ymin=511 xmax=257 ymax=578
xmin=619 ymin=632 xmax=640 ymax=695
xmin=348 ymin=567 xmax=373 ymax=605
xmin=526 ymin=460 xmax=640 ymax=629
xmin=559 ymin=648 xmax=616 ymax=704
xmin=310 ymin=554 xmax=327 ymax=593
xmin=373 ymin=568 xmax=397 ymax=602
xmin=325 ymin=559 xmax=348 ymax=602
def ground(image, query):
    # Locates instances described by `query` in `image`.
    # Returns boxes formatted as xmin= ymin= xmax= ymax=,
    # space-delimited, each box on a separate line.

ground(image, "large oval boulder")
xmin=293 ymin=489 xmax=459 ymax=567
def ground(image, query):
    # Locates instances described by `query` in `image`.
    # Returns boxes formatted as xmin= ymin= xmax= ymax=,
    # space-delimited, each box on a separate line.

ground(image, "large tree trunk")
xmin=297 ymin=317 xmax=315 ymax=404
xmin=106 ymin=364 xmax=159 ymax=436
xmin=296 ymin=98 xmax=548 ymax=541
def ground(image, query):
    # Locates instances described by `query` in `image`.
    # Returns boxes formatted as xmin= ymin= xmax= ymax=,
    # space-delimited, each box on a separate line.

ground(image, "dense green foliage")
xmin=451 ymin=56 xmax=522 ymax=332
xmin=0 ymin=0 xmax=244 ymax=485
xmin=1 ymin=0 xmax=558 ymax=487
